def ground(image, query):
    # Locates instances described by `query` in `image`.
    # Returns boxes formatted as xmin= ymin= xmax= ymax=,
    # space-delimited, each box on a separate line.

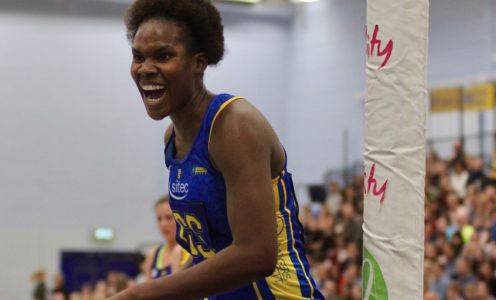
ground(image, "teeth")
xmin=145 ymin=90 xmax=166 ymax=101
xmin=140 ymin=84 xmax=165 ymax=91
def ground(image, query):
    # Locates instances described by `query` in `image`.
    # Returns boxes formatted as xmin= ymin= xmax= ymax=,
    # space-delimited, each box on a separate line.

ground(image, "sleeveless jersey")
xmin=151 ymin=243 xmax=191 ymax=279
xmin=151 ymin=244 xmax=172 ymax=279
xmin=165 ymin=93 xmax=324 ymax=300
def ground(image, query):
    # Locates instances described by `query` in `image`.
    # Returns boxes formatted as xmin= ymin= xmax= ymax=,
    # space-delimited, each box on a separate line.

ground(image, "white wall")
xmin=0 ymin=12 xmax=165 ymax=300
xmin=427 ymin=0 xmax=496 ymax=160
xmin=286 ymin=0 xmax=366 ymax=185
xmin=0 ymin=5 xmax=293 ymax=299
xmin=206 ymin=10 xmax=293 ymax=143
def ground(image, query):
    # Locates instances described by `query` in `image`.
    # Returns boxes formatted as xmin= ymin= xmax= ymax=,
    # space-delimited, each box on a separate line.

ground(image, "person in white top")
xmin=450 ymin=159 xmax=468 ymax=199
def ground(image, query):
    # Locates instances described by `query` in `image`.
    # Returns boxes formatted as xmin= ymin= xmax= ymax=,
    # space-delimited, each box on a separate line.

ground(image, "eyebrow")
xmin=132 ymin=45 xmax=174 ymax=54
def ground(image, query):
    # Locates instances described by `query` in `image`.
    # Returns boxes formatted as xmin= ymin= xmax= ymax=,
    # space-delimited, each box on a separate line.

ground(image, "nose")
xmin=138 ymin=59 xmax=158 ymax=77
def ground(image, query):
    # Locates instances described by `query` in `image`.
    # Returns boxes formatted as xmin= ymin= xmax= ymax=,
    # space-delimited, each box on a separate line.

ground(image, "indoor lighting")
xmin=93 ymin=227 xmax=115 ymax=241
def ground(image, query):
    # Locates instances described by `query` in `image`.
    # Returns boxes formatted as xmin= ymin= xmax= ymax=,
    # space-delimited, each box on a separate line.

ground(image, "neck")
xmin=170 ymin=85 xmax=214 ymax=142
xmin=166 ymin=238 xmax=177 ymax=249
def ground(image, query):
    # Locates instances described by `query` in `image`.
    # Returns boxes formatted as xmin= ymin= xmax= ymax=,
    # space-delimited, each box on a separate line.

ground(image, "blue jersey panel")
xmin=164 ymin=93 xmax=324 ymax=299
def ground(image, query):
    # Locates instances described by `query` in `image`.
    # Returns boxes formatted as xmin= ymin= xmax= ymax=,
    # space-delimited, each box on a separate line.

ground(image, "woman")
xmin=144 ymin=195 xmax=190 ymax=279
xmin=110 ymin=0 xmax=323 ymax=299
xmin=31 ymin=269 xmax=47 ymax=300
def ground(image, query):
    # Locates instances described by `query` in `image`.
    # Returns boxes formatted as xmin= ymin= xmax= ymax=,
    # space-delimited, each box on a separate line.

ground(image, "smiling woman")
xmin=130 ymin=17 xmax=205 ymax=121
xmin=107 ymin=0 xmax=324 ymax=299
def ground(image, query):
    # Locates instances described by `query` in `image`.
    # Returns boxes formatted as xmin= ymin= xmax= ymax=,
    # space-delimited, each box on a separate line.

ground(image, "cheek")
xmin=167 ymin=220 xmax=176 ymax=229
xmin=130 ymin=64 xmax=139 ymax=82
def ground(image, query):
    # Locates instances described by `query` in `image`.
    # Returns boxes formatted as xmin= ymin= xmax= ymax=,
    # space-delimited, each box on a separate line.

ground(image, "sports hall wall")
xmin=0 ymin=2 xmax=292 ymax=299
xmin=427 ymin=0 xmax=496 ymax=162
xmin=1 ymin=0 xmax=495 ymax=298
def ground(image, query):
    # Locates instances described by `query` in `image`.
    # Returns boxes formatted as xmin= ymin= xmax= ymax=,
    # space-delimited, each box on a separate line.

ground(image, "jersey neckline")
xmin=166 ymin=94 xmax=223 ymax=164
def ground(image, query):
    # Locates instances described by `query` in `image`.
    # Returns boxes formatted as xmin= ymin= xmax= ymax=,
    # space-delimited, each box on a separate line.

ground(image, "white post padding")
xmin=363 ymin=1 xmax=429 ymax=299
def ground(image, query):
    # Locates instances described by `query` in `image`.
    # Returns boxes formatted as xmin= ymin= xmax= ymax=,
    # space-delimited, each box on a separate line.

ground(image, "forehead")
xmin=156 ymin=202 xmax=172 ymax=212
xmin=133 ymin=18 xmax=184 ymax=49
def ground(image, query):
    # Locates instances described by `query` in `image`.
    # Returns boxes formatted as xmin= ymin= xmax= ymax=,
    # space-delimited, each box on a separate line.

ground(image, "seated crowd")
xmin=32 ymin=270 xmax=137 ymax=300
xmin=304 ymin=143 xmax=496 ymax=299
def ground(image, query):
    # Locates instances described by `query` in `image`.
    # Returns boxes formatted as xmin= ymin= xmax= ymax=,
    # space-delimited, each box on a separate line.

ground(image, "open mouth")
xmin=141 ymin=84 xmax=166 ymax=101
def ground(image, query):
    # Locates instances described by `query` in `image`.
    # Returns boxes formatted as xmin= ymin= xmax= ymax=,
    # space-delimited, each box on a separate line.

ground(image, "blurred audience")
xmin=304 ymin=142 xmax=496 ymax=299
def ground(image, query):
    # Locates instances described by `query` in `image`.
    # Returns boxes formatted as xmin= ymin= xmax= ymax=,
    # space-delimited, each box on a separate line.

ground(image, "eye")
xmin=133 ymin=53 xmax=144 ymax=63
xmin=156 ymin=52 xmax=171 ymax=62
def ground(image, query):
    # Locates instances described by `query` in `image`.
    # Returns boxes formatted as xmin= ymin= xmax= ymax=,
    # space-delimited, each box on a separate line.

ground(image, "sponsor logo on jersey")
xmin=170 ymin=179 xmax=189 ymax=200
xmin=170 ymin=168 xmax=189 ymax=200
xmin=193 ymin=166 xmax=207 ymax=175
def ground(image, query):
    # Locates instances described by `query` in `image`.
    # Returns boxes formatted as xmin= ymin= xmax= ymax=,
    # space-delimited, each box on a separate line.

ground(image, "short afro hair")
xmin=125 ymin=0 xmax=225 ymax=66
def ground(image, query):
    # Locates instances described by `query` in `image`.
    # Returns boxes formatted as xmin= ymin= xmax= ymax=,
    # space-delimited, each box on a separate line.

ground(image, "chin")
xmin=146 ymin=110 xmax=168 ymax=121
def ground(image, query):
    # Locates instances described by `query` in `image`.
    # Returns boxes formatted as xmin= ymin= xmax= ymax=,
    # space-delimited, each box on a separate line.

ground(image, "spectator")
xmin=69 ymin=292 xmax=81 ymax=300
xmin=424 ymin=290 xmax=440 ymax=300
xmin=477 ymin=259 xmax=496 ymax=297
xmin=52 ymin=292 xmax=66 ymax=300
xmin=325 ymin=181 xmax=342 ymax=215
xmin=92 ymin=280 xmax=107 ymax=300
xmin=449 ymin=141 xmax=466 ymax=169
xmin=446 ymin=283 xmax=463 ymax=300
xmin=464 ymin=282 xmax=477 ymax=300
xmin=453 ymin=257 xmax=478 ymax=293
xmin=428 ymin=261 xmax=450 ymax=299
xmin=450 ymin=158 xmax=469 ymax=198
xmin=467 ymin=156 xmax=487 ymax=188
xmin=455 ymin=207 xmax=475 ymax=243
xmin=51 ymin=273 xmax=68 ymax=300
xmin=335 ymin=201 xmax=362 ymax=247
xmin=490 ymin=209 xmax=496 ymax=243
xmin=475 ymin=281 xmax=496 ymax=300
xmin=80 ymin=283 xmax=92 ymax=300
xmin=30 ymin=269 xmax=47 ymax=300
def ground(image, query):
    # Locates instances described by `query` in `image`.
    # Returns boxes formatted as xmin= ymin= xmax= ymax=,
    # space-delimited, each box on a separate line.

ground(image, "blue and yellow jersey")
xmin=165 ymin=93 xmax=324 ymax=299
xmin=151 ymin=244 xmax=191 ymax=279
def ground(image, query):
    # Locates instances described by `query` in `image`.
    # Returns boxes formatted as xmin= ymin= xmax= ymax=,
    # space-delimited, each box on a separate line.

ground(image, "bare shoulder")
xmin=209 ymin=98 xmax=283 ymax=171
xmin=171 ymin=244 xmax=183 ymax=256
xmin=210 ymin=98 xmax=276 ymax=147
xmin=209 ymin=98 xmax=282 ymax=174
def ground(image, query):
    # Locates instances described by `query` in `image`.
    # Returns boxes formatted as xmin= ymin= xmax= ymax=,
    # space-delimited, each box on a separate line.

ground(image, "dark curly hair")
xmin=125 ymin=0 xmax=225 ymax=65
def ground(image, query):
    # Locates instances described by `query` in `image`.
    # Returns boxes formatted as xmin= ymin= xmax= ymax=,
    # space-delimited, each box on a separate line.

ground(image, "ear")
xmin=193 ymin=52 xmax=208 ymax=73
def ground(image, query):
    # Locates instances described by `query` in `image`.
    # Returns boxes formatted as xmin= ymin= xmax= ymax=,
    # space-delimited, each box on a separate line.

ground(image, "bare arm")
xmin=108 ymin=100 xmax=278 ymax=299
